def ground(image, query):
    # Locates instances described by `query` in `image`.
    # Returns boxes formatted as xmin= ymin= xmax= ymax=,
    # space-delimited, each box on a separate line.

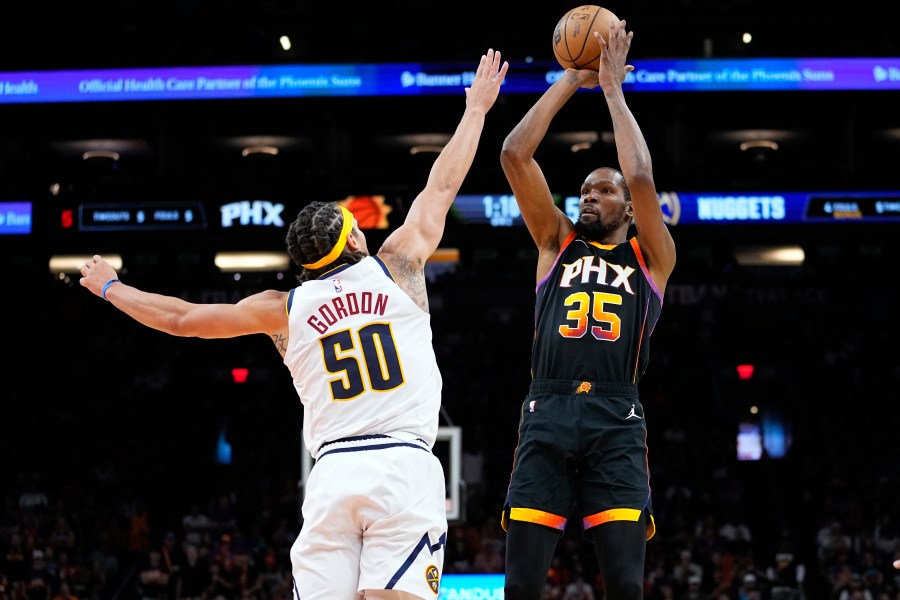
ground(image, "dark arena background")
xmin=2 ymin=2 xmax=899 ymax=599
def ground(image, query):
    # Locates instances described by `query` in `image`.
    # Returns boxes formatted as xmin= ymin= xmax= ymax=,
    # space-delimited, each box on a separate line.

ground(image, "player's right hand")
xmin=567 ymin=68 xmax=600 ymax=89
xmin=567 ymin=63 xmax=634 ymax=91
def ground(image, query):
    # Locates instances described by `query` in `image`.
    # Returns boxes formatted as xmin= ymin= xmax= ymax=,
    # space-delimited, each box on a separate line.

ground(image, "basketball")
xmin=552 ymin=5 xmax=619 ymax=71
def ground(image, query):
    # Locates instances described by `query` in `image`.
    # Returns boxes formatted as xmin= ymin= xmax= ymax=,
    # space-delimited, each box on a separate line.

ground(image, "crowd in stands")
xmin=3 ymin=226 xmax=899 ymax=599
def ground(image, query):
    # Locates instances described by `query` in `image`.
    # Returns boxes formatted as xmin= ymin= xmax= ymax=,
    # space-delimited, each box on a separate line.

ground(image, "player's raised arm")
xmin=379 ymin=49 xmax=507 ymax=264
xmin=595 ymin=20 xmax=676 ymax=289
xmin=500 ymin=69 xmax=596 ymax=262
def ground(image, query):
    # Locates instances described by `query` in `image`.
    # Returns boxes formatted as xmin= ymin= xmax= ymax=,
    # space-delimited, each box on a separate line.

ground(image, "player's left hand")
xmin=465 ymin=48 xmax=509 ymax=113
xmin=594 ymin=19 xmax=634 ymax=89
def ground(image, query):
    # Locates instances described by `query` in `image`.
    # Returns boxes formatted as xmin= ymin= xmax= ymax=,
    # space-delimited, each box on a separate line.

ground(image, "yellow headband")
xmin=301 ymin=205 xmax=354 ymax=270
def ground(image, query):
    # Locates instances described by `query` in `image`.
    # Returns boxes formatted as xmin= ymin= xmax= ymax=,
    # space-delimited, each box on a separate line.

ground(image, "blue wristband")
xmin=101 ymin=278 xmax=121 ymax=301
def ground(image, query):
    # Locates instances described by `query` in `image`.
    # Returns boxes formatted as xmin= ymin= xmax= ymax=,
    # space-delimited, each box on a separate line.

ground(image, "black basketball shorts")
xmin=503 ymin=379 xmax=656 ymax=540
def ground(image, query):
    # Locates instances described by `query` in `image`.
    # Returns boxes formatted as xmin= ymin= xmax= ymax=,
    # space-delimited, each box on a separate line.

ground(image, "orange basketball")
xmin=552 ymin=5 xmax=619 ymax=71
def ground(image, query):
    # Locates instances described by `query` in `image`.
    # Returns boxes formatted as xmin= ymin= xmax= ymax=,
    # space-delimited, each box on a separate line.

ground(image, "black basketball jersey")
xmin=532 ymin=232 xmax=664 ymax=384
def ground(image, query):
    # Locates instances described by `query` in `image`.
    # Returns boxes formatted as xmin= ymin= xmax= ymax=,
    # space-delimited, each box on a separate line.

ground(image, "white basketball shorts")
xmin=290 ymin=435 xmax=448 ymax=599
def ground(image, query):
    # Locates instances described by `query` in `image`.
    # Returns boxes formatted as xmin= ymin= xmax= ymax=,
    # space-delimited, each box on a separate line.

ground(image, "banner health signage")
xmin=2 ymin=58 xmax=900 ymax=104
xmin=0 ymin=202 xmax=32 ymax=235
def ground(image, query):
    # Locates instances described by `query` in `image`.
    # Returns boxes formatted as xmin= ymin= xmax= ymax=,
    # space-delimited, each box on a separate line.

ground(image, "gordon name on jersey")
xmin=305 ymin=289 xmax=390 ymax=335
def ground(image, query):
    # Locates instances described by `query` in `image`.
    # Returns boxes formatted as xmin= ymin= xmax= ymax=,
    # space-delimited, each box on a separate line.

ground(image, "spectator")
xmin=737 ymin=573 xmax=764 ymax=600
xmin=85 ymin=529 xmax=119 ymax=596
xmin=27 ymin=550 xmax=55 ymax=591
xmin=181 ymin=505 xmax=213 ymax=548
xmin=673 ymin=549 xmax=704 ymax=589
xmin=267 ymin=520 xmax=295 ymax=564
xmin=766 ymin=552 xmax=804 ymax=599
xmin=255 ymin=551 xmax=282 ymax=600
xmin=24 ymin=577 xmax=50 ymax=600
xmin=18 ymin=474 xmax=49 ymax=515
xmin=680 ymin=575 xmax=703 ymax=600
xmin=720 ymin=512 xmax=753 ymax=555
xmin=206 ymin=561 xmax=238 ymax=600
xmin=48 ymin=517 xmax=76 ymax=555
xmin=837 ymin=573 xmax=874 ymax=600
xmin=208 ymin=495 xmax=238 ymax=539
xmin=445 ymin=525 xmax=475 ymax=573
xmin=127 ymin=503 xmax=152 ymax=563
xmin=210 ymin=535 xmax=233 ymax=571
xmin=233 ymin=549 xmax=261 ymax=600
xmin=50 ymin=581 xmax=77 ymax=600
xmin=158 ymin=530 xmax=183 ymax=597
xmin=472 ymin=538 xmax=504 ymax=574
xmin=174 ymin=544 xmax=209 ymax=600
xmin=874 ymin=517 xmax=898 ymax=560
xmin=1 ymin=531 xmax=28 ymax=588
xmin=136 ymin=550 xmax=170 ymax=600
xmin=563 ymin=574 xmax=595 ymax=600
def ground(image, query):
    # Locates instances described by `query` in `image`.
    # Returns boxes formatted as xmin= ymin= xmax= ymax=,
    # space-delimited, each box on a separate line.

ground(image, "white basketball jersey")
xmin=284 ymin=256 xmax=442 ymax=458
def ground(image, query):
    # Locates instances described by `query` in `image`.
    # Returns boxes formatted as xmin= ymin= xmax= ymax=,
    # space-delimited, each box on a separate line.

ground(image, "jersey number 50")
xmin=320 ymin=323 xmax=405 ymax=401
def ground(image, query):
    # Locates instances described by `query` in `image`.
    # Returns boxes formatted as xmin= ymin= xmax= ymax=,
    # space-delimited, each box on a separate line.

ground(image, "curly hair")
xmin=285 ymin=201 xmax=367 ymax=283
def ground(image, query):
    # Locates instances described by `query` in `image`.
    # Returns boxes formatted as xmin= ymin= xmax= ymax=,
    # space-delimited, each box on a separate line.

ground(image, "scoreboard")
xmin=451 ymin=191 xmax=900 ymax=227
xmin=77 ymin=202 xmax=207 ymax=231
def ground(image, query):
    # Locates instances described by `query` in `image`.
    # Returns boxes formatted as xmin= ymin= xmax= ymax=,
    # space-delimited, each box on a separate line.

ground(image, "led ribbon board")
xmin=2 ymin=58 xmax=900 ymax=104
xmin=452 ymin=192 xmax=900 ymax=226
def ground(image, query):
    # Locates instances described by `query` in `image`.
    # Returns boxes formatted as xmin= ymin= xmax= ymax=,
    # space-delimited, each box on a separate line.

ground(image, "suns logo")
xmin=339 ymin=195 xmax=393 ymax=230
xmin=425 ymin=564 xmax=440 ymax=595
xmin=576 ymin=381 xmax=592 ymax=394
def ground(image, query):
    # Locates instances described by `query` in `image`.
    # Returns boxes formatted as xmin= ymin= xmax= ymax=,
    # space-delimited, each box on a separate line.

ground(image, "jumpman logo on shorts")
xmin=625 ymin=404 xmax=642 ymax=420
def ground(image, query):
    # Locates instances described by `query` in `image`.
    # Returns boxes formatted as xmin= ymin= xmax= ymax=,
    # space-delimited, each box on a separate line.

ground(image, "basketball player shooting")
xmin=80 ymin=48 xmax=508 ymax=600
xmin=499 ymin=19 xmax=675 ymax=600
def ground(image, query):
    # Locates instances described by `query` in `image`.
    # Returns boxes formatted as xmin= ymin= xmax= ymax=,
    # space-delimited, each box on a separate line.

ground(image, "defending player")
xmin=81 ymin=49 xmax=508 ymax=600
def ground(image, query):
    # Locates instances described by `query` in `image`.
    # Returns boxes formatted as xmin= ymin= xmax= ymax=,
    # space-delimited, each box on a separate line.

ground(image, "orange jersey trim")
xmin=586 ymin=240 xmax=618 ymax=250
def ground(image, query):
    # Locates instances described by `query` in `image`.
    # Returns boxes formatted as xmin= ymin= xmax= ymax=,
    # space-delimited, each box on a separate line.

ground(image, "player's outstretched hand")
xmin=595 ymin=19 xmax=635 ymax=89
xmin=80 ymin=255 xmax=120 ymax=299
xmin=465 ymin=49 xmax=509 ymax=113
